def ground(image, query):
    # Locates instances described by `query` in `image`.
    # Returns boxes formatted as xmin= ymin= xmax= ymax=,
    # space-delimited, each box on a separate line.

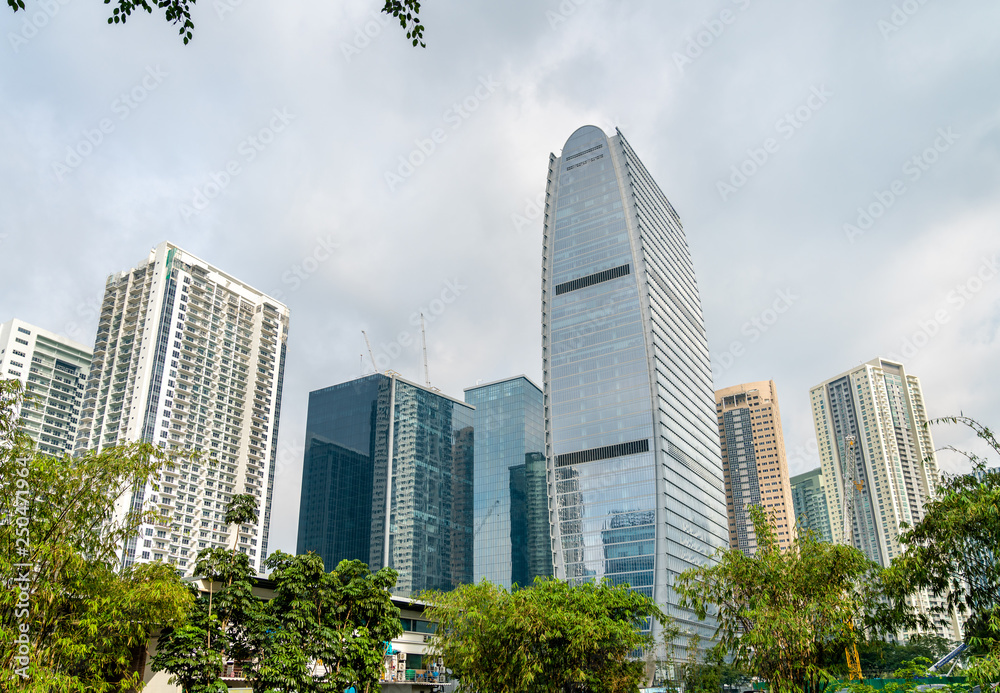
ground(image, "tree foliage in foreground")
xmin=887 ymin=416 xmax=1000 ymax=688
xmin=675 ymin=505 xmax=911 ymax=693
xmin=5 ymin=0 xmax=426 ymax=46
xmin=855 ymin=634 xmax=957 ymax=679
xmin=422 ymin=577 xmax=671 ymax=693
xmin=0 ymin=379 xmax=193 ymax=692
xmin=889 ymin=416 xmax=1000 ymax=640
xmin=679 ymin=641 xmax=749 ymax=693
xmin=152 ymin=520 xmax=403 ymax=693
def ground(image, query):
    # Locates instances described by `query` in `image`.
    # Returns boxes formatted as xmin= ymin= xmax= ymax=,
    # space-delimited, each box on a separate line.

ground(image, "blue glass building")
xmin=296 ymin=373 xmax=474 ymax=596
xmin=464 ymin=376 xmax=550 ymax=589
xmin=541 ymin=126 xmax=729 ymax=655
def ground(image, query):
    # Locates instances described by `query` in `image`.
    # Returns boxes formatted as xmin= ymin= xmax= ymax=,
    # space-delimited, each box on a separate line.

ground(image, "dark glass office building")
xmin=296 ymin=373 xmax=475 ymax=596
xmin=541 ymin=126 xmax=730 ymax=656
xmin=464 ymin=376 xmax=550 ymax=589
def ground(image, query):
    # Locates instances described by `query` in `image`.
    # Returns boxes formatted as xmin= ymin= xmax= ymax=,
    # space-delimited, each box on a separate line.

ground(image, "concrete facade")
xmin=715 ymin=380 xmax=796 ymax=554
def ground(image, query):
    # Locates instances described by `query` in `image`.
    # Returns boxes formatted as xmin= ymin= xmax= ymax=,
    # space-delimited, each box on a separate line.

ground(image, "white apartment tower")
xmin=0 ymin=319 xmax=92 ymax=457
xmin=75 ymin=242 xmax=290 ymax=574
xmin=810 ymin=357 xmax=959 ymax=639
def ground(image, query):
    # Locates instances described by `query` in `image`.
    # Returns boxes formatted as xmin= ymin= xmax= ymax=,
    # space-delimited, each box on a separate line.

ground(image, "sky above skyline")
xmin=2 ymin=0 xmax=998 ymax=557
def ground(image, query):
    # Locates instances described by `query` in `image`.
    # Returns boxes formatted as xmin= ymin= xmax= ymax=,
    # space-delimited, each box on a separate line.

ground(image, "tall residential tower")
xmin=810 ymin=357 xmax=958 ymax=638
xmin=715 ymin=381 xmax=795 ymax=555
xmin=790 ymin=468 xmax=833 ymax=543
xmin=464 ymin=375 xmax=550 ymax=589
xmin=0 ymin=319 xmax=91 ymax=457
xmin=75 ymin=242 xmax=290 ymax=574
xmin=541 ymin=126 xmax=729 ymax=655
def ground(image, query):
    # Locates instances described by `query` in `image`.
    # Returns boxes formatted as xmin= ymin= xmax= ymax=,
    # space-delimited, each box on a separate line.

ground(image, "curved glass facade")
xmin=542 ymin=126 xmax=729 ymax=654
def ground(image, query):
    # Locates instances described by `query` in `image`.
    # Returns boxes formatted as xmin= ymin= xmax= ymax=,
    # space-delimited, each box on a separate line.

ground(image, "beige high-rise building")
xmin=715 ymin=381 xmax=796 ymax=555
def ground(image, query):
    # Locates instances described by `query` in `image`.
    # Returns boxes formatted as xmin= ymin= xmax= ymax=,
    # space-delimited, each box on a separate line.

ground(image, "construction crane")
xmin=841 ymin=434 xmax=864 ymax=681
xmin=361 ymin=331 xmax=378 ymax=374
xmin=842 ymin=435 xmax=858 ymax=545
xmin=474 ymin=499 xmax=501 ymax=538
xmin=420 ymin=313 xmax=430 ymax=387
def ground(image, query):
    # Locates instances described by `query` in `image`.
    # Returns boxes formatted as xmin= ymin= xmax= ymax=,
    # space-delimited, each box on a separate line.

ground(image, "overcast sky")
xmin=2 ymin=0 xmax=998 ymax=557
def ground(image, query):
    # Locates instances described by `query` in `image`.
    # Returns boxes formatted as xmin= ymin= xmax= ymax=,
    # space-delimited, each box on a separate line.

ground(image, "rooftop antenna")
xmin=361 ymin=331 xmax=378 ymax=374
xmin=420 ymin=313 xmax=430 ymax=387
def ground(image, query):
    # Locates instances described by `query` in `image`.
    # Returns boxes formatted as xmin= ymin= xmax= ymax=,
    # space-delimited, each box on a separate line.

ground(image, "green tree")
xmin=679 ymin=639 xmax=749 ymax=693
xmin=888 ymin=416 xmax=1000 ymax=687
xmin=855 ymin=634 xmax=957 ymax=678
xmin=4 ymin=0 xmax=426 ymax=46
xmin=153 ymin=525 xmax=402 ymax=693
xmin=675 ymin=505 xmax=910 ymax=693
xmin=0 ymin=379 xmax=193 ymax=692
xmin=151 ymin=494 xmax=262 ymax=693
xmin=248 ymin=554 xmax=402 ymax=693
xmin=890 ymin=417 xmax=1000 ymax=637
xmin=422 ymin=576 xmax=671 ymax=693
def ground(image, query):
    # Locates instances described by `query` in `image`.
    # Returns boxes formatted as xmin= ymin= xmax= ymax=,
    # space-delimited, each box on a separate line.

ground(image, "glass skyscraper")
xmin=296 ymin=373 xmax=474 ymax=596
xmin=541 ymin=126 xmax=729 ymax=655
xmin=464 ymin=375 xmax=550 ymax=589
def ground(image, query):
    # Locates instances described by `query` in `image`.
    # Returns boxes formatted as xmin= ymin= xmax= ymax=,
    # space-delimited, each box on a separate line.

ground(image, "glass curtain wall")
xmin=542 ymin=126 xmax=729 ymax=656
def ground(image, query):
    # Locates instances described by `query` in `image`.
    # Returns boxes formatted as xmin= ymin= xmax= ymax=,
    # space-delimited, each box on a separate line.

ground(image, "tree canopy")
xmin=5 ymin=0 xmax=426 ymax=46
xmin=886 ymin=416 xmax=1000 ymax=688
xmin=152 ymin=519 xmax=403 ymax=693
xmin=675 ymin=505 xmax=910 ymax=693
xmin=421 ymin=577 xmax=671 ymax=693
xmin=889 ymin=416 xmax=1000 ymax=640
xmin=0 ymin=379 xmax=193 ymax=692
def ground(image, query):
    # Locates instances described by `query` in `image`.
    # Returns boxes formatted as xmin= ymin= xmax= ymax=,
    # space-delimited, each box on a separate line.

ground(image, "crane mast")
xmin=840 ymin=434 xmax=864 ymax=681
xmin=842 ymin=435 xmax=857 ymax=546
xmin=361 ymin=331 xmax=378 ymax=374
xmin=420 ymin=313 xmax=430 ymax=387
